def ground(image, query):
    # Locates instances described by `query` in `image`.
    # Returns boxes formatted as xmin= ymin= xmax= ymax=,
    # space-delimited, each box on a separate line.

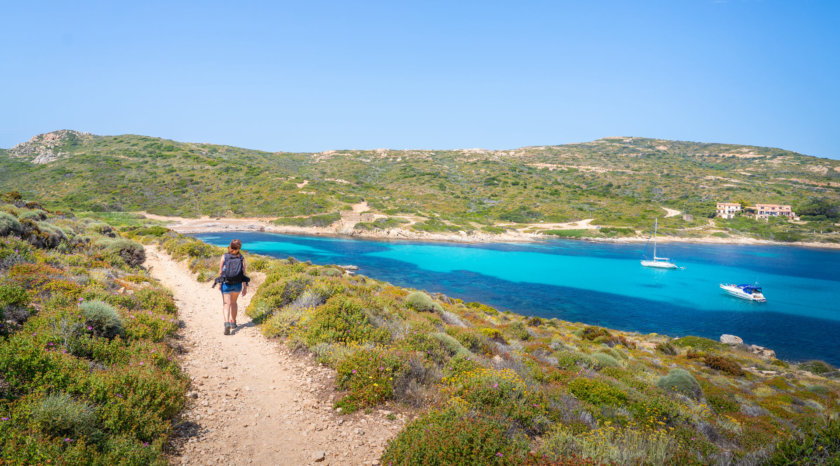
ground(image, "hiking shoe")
xmin=224 ymin=323 xmax=230 ymax=335
xmin=231 ymin=320 xmax=237 ymax=329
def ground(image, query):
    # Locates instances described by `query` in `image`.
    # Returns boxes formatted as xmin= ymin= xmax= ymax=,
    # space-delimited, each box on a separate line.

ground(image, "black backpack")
xmin=221 ymin=253 xmax=246 ymax=284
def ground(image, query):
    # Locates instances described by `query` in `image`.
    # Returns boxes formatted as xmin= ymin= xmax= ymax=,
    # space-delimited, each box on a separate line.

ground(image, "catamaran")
xmin=720 ymin=283 xmax=767 ymax=302
xmin=641 ymin=218 xmax=678 ymax=269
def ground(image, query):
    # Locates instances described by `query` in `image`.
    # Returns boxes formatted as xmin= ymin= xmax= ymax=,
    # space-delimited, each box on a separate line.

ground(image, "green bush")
xmin=707 ymin=394 xmax=739 ymax=414
xmin=767 ymin=416 xmax=840 ymax=465
xmin=798 ymin=360 xmax=835 ymax=375
xmin=304 ymin=295 xmax=390 ymax=347
xmin=381 ymin=408 xmax=530 ymax=465
xmin=81 ymin=300 xmax=124 ymax=339
xmin=334 ymin=348 xmax=405 ymax=413
xmin=508 ymin=322 xmax=531 ymax=341
xmin=704 ymin=355 xmax=744 ymax=376
xmin=656 ymin=341 xmax=677 ymax=356
xmin=656 ymin=369 xmax=702 ymax=400
xmin=405 ymin=291 xmax=443 ymax=313
xmin=593 ymin=352 xmax=621 ymax=369
xmin=0 ymin=211 xmax=22 ymax=236
xmin=33 ymin=393 xmax=97 ymax=440
xmin=673 ymin=336 xmax=725 ymax=352
xmin=568 ymin=377 xmax=628 ymax=406
xmin=100 ymin=238 xmax=146 ymax=267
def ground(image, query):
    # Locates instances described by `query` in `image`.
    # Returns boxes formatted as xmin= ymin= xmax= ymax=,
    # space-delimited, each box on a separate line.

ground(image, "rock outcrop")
xmin=720 ymin=334 xmax=744 ymax=345
xmin=8 ymin=130 xmax=93 ymax=164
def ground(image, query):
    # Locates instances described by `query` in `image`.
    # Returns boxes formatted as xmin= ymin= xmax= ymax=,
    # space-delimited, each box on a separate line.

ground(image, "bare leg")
xmin=222 ymin=293 xmax=232 ymax=324
xmin=229 ymin=291 xmax=241 ymax=324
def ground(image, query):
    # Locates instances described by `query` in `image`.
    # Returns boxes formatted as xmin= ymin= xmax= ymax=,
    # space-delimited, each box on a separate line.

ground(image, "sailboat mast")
xmin=653 ymin=218 xmax=658 ymax=258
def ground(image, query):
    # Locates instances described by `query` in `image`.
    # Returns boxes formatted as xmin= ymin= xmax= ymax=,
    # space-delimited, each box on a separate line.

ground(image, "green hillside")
xmin=3 ymin=130 xmax=840 ymax=242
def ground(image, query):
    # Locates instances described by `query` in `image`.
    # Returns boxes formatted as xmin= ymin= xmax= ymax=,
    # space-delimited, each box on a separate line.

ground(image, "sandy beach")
xmin=138 ymin=212 xmax=840 ymax=250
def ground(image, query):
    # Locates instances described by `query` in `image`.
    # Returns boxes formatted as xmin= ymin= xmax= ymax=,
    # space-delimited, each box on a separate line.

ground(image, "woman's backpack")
xmin=221 ymin=253 xmax=246 ymax=284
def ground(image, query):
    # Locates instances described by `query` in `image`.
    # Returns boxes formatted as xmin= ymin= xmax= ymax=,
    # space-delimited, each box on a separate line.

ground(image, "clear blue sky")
xmin=1 ymin=1 xmax=839 ymax=159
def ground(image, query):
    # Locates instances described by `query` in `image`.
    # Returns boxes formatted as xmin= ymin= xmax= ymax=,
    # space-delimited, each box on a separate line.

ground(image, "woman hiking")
xmin=218 ymin=239 xmax=250 ymax=335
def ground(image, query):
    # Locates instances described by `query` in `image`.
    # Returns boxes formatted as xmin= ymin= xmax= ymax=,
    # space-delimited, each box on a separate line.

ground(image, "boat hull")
xmin=720 ymin=284 xmax=766 ymax=302
xmin=641 ymin=260 xmax=678 ymax=269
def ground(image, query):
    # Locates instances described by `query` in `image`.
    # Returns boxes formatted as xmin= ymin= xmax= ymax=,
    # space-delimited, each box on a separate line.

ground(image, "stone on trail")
xmin=312 ymin=451 xmax=326 ymax=462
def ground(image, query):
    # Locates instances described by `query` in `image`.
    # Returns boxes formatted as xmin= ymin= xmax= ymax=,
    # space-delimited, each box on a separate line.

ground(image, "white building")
xmin=716 ymin=202 xmax=741 ymax=219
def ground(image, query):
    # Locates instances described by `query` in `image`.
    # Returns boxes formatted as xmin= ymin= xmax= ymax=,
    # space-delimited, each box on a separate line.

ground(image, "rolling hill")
xmin=2 ymin=130 xmax=839 ymax=242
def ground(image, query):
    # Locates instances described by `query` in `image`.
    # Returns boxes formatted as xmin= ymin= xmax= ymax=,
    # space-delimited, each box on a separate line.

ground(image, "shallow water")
xmin=194 ymin=232 xmax=840 ymax=365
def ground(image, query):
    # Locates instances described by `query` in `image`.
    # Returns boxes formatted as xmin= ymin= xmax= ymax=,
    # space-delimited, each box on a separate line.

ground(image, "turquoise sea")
xmin=194 ymin=232 xmax=840 ymax=365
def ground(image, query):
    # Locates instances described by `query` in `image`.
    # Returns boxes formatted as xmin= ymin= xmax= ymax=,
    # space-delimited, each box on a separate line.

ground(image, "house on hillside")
xmin=755 ymin=204 xmax=796 ymax=220
xmin=716 ymin=202 xmax=741 ymax=219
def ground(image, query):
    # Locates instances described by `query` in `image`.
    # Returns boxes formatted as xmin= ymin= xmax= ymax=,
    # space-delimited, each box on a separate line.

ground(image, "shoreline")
xmin=138 ymin=213 xmax=840 ymax=250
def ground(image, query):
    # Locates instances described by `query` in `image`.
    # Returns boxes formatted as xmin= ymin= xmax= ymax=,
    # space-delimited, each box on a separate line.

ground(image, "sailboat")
xmin=641 ymin=218 xmax=678 ymax=269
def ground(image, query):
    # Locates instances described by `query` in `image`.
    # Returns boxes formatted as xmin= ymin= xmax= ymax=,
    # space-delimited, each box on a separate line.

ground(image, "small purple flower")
xmin=1 ymin=417 xmax=9 ymax=421
xmin=64 ymin=438 xmax=73 ymax=442
xmin=142 ymin=442 xmax=149 ymax=446
xmin=352 ymin=370 xmax=356 ymax=374
xmin=139 ymin=362 xmax=144 ymax=366
xmin=496 ymin=452 xmax=503 ymax=457
xmin=32 ymin=332 xmax=37 ymax=336
xmin=493 ymin=383 xmax=498 ymax=388
xmin=78 ymin=297 xmax=84 ymax=302
xmin=116 ymin=394 xmax=123 ymax=398
xmin=87 ymin=326 xmax=93 ymax=331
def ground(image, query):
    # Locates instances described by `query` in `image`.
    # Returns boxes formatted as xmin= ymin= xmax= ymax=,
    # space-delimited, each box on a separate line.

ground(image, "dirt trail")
xmin=144 ymin=246 xmax=404 ymax=465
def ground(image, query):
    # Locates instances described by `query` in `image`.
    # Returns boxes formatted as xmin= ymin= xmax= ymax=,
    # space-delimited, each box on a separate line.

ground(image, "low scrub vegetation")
xmin=0 ymin=196 xmax=187 ymax=464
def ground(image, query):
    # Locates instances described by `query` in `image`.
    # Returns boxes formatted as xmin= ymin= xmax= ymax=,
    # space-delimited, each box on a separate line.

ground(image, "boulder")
xmin=720 ymin=334 xmax=743 ymax=345
xmin=748 ymin=344 xmax=776 ymax=360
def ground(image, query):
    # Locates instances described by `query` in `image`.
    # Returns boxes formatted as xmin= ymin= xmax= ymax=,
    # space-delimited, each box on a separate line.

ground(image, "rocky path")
xmin=144 ymin=246 xmax=405 ymax=465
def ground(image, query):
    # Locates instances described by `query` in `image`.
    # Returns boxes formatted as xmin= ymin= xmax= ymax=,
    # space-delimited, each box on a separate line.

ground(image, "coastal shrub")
xmin=444 ymin=368 xmax=550 ymax=434
xmin=0 ymin=284 xmax=31 ymax=330
xmin=704 ymin=355 xmax=745 ymax=376
xmin=508 ymin=321 xmax=531 ymax=341
xmin=405 ymin=291 xmax=442 ymax=312
xmin=568 ymin=378 xmax=628 ymax=407
xmin=656 ymin=369 xmax=702 ymax=400
xmin=133 ymin=287 xmax=177 ymax=315
xmin=656 ymin=341 xmax=678 ymax=356
xmin=466 ymin=301 xmax=498 ymax=315
xmin=431 ymin=332 xmax=471 ymax=358
xmin=0 ymin=211 xmax=23 ymax=236
xmin=555 ymin=351 xmax=596 ymax=371
xmin=767 ymin=416 xmax=840 ymax=465
xmin=707 ymin=394 xmax=740 ymax=414
xmin=81 ymin=300 xmax=124 ymax=339
xmin=447 ymin=327 xmax=492 ymax=354
xmin=334 ymin=348 xmax=405 ymax=413
xmin=102 ymin=239 xmax=146 ymax=267
xmin=580 ymin=326 xmax=619 ymax=346
xmin=673 ymin=335 xmax=725 ymax=352
xmin=304 ymin=295 xmax=390 ymax=347
xmin=33 ymin=393 xmax=97 ymax=439
xmin=381 ymin=408 xmax=530 ymax=465
xmin=798 ymin=360 xmax=835 ymax=375
xmin=540 ymin=424 xmax=675 ymax=465
xmin=593 ymin=352 xmax=621 ymax=369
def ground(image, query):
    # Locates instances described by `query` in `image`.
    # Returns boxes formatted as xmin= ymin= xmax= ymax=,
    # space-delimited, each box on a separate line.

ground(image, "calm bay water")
xmin=194 ymin=232 xmax=840 ymax=365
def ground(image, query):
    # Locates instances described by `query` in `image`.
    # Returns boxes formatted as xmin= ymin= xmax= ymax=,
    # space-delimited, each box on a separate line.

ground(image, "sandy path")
xmin=144 ymin=246 xmax=404 ymax=465
xmin=662 ymin=207 xmax=681 ymax=218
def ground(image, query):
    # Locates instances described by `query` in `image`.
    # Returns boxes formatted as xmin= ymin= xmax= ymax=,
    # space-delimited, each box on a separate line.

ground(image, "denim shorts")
xmin=220 ymin=282 xmax=243 ymax=294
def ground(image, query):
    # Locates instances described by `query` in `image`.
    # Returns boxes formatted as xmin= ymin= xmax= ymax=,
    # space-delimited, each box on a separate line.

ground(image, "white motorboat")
xmin=641 ymin=218 xmax=678 ymax=269
xmin=720 ymin=283 xmax=767 ymax=302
